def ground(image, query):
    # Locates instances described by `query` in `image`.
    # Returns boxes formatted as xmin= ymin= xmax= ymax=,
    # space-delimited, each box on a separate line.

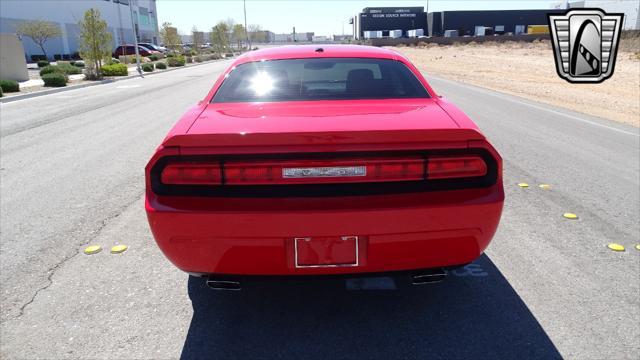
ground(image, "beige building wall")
xmin=0 ymin=33 xmax=28 ymax=81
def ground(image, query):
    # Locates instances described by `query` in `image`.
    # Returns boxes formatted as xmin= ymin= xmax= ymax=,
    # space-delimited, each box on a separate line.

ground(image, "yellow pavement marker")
xmin=83 ymin=245 xmax=102 ymax=255
xmin=110 ymin=245 xmax=128 ymax=254
xmin=517 ymin=183 xmax=529 ymax=188
xmin=635 ymin=244 xmax=640 ymax=251
xmin=607 ymin=243 xmax=625 ymax=252
xmin=539 ymin=184 xmax=551 ymax=189
xmin=563 ymin=213 xmax=578 ymax=220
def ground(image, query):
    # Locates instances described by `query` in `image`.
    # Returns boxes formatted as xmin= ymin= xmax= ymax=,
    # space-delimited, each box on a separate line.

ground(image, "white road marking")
xmin=116 ymin=85 xmax=141 ymax=89
xmin=446 ymin=263 xmax=489 ymax=277
xmin=429 ymin=75 xmax=640 ymax=137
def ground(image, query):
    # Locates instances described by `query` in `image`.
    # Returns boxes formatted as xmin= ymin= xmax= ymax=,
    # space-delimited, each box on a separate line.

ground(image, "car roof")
xmin=235 ymin=45 xmax=402 ymax=64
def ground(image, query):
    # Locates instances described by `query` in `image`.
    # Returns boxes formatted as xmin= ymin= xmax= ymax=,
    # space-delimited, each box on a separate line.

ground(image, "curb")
xmin=0 ymin=58 xmax=229 ymax=104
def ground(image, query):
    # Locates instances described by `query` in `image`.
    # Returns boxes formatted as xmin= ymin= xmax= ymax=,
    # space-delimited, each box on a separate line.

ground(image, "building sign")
xmin=371 ymin=13 xmax=417 ymax=18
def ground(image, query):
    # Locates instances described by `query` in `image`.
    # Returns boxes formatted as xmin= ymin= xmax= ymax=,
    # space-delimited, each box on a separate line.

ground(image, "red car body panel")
xmin=145 ymin=45 xmax=504 ymax=276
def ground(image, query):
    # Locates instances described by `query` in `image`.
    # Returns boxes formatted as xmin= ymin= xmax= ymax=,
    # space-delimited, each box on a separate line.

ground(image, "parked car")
xmin=113 ymin=44 xmax=159 ymax=57
xmin=145 ymin=45 xmax=504 ymax=290
xmin=138 ymin=42 xmax=167 ymax=53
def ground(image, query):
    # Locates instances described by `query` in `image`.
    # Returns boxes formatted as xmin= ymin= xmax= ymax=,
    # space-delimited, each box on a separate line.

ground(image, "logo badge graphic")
xmin=548 ymin=8 xmax=623 ymax=83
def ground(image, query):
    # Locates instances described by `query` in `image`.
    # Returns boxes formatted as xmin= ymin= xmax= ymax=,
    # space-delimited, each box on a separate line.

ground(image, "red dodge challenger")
xmin=145 ymin=45 xmax=504 ymax=289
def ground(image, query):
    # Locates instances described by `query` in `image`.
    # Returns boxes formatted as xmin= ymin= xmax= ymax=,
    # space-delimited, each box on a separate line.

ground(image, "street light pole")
xmin=128 ymin=1 xmax=142 ymax=76
xmin=244 ymin=0 xmax=251 ymax=49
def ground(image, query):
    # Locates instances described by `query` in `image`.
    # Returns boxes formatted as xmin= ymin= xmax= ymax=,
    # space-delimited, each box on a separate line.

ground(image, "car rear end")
xmin=145 ymin=48 xmax=504 ymax=279
xmin=145 ymin=114 xmax=503 ymax=277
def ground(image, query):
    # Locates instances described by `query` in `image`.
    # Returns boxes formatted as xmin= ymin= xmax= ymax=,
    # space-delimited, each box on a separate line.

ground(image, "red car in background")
xmin=145 ymin=45 xmax=504 ymax=289
xmin=113 ymin=44 xmax=159 ymax=57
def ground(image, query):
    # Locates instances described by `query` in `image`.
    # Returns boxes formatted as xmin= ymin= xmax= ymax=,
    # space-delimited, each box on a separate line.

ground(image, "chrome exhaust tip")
xmin=206 ymin=278 xmax=241 ymax=291
xmin=411 ymin=269 xmax=446 ymax=285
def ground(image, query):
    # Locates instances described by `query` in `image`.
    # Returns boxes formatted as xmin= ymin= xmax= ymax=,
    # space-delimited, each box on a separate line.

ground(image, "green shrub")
xmin=0 ymin=79 xmax=20 ymax=92
xmin=166 ymin=53 xmax=175 ymax=58
xmin=155 ymin=61 xmax=167 ymax=69
xmin=225 ymin=53 xmax=234 ymax=58
xmin=142 ymin=63 xmax=154 ymax=72
xmin=106 ymin=58 xmax=120 ymax=65
xmin=101 ymin=63 xmax=128 ymax=76
xmin=166 ymin=56 xmax=185 ymax=67
xmin=148 ymin=54 xmax=159 ymax=61
xmin=39 ymin=65 xmax=59 ymax=76
xmin=37 ymin=60 xmax=50 ymax=68
xmin=0 ymin=86 xmax=3 ymax=97
xmin=57 ymin=63 xmax=81 ymax=75
xmin=194 ymin=56 xmax=203 ymax=63
xmin=73 ymin=61 xmax=85 ymax=68
xmin=39 ymin=64 xmax=81 ymax=77
xmin=42 ymin=73 xmax=67 ymax=87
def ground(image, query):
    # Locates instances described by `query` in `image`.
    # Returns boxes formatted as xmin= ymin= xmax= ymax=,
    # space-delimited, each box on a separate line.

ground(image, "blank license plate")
xmin=295 ymin=236 xmax=358 ymax=268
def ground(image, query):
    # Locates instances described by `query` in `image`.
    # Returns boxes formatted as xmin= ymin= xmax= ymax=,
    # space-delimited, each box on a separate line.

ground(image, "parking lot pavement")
xmin=0 ymin=194 xmax=561 ymax=359
xmin=1 ymin=61 xmax=638 ymax=359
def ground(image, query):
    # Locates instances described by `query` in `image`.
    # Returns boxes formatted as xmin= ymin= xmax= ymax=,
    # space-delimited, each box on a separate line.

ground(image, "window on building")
xmin=138 ymin=7 xmax=150 ymax=25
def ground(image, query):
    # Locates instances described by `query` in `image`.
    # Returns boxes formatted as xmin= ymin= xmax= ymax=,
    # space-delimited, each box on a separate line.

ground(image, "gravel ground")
xmin=390 ymin=38 xmax=640 ymax=127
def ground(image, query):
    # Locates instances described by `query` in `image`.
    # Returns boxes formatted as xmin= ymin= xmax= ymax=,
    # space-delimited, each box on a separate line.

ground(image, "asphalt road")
xmin=1 ymin=60 xmax=638 ymax=359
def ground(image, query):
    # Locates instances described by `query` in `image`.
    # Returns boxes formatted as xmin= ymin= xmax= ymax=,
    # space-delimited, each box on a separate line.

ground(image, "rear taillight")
xmin=161 ymin=164 xmax=222 ymax=185
xmin=158 ymin=155 xmax=488 ymax=186
xmin=224 ymin=158 xmax=424 ymax=185
xmin=427 ymin=156 xmax=487 ymax=179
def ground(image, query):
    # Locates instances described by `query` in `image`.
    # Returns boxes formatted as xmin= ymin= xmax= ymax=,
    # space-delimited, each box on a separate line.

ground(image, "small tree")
xmin=16 ymin=20 xmax=62 ymax=60
xmin=210 ymin=22 xmax=229 ymax=56
xmin=224 ymin=18 xmax=235 ymax=48
xmin=160 ymin=22 xmax=181 ymax=54
xmin=248 ymin=24 xmax=265 ymax=45
xmin=232 ymin=24 xmax=246 ymax=49
xmin=78 ymin=9 xmax=112 ymax=79
xmin=191 ymin=26 xmax=204 ymax=54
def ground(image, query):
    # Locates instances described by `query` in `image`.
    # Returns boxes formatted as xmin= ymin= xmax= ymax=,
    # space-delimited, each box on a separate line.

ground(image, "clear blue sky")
xmin=156 ymin=0 xmax=560 ymax=36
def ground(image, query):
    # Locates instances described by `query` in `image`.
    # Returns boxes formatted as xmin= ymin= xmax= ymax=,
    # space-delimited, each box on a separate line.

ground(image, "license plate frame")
xmin=294 ymin=236 xmax=359 ymax=268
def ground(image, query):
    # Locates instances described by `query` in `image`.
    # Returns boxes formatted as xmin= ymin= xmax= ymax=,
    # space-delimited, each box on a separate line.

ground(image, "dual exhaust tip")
xmin=205 ymin=268 xmax=446 ymax=290
xmin=410 ymin=268 xmax=446 ymax=285
xmin=206 ymin=279 xmax=241 ymax=291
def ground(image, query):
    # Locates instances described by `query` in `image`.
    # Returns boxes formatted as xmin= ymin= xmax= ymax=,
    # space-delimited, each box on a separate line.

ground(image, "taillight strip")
xmin=427 ymin=156 xmax=487 ymax=180
xmin=158 ymin=155 xmax=488 ymax=186
xmin=223 ymin=158 xmax=425 ymax=185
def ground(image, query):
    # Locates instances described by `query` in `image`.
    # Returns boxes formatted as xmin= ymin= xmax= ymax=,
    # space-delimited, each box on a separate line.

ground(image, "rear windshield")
xmin=212 ymin=58 xmax=430 ymax=103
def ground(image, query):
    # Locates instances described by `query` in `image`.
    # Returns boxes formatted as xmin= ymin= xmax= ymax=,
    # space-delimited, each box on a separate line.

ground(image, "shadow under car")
xmin=181 ymin=254 xmax=560 ymax=360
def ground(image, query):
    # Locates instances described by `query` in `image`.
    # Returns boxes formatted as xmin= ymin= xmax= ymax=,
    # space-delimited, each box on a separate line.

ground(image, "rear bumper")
xmin=145 ymin=187 xmax=504 ymax=275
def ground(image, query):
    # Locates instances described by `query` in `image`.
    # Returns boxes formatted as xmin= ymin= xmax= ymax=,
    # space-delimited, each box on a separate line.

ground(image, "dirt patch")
xmin=390 ymin=38 xmax=640 ymax=127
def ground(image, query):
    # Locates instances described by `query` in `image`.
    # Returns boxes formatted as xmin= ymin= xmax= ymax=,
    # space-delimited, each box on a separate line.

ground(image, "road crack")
xmin=5 ymin=191 xmax=145 ymax=322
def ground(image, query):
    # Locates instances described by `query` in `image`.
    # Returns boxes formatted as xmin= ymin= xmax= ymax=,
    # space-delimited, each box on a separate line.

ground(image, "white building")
xmin=0 ymin=0 xmax=159 ymax=60
xmin=558 ymin=0 xmax=640 ymax=29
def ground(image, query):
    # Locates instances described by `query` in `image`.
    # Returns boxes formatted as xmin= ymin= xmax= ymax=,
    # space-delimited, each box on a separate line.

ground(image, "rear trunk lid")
xmin=163 ymin=99 xmax=484 ymax=150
